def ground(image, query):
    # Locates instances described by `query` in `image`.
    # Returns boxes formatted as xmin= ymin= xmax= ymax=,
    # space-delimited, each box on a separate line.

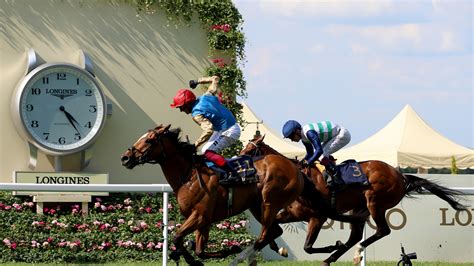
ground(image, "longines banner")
xmin=13 ymin=172 xmax=108 ymax=196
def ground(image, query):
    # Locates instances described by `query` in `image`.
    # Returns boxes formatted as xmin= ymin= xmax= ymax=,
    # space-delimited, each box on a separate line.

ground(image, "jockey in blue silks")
xmin=170 ymin=76 xmax=241 ymax=184
xmin=282 ymin=120 xmax=351 ymax=188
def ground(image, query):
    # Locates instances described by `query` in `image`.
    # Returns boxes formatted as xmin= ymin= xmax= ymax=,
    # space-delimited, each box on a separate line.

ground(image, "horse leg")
xmin=242 ymin=222 xmax=284 ymax=265
xmin=329 ymin=209 xmax=368 ymax=224
xmin=322 ymin=218 xmax=367 ymax=265
xmin=268 ymin=207 xmax=305 ymax=257
xmin=302 ymin=217 xmax=341 ymax=254
xmin=171 ymin=212 xmax=204 ymax=266
xmin=354 ymin=208 xmax=391 ymax=264
xmin=194 ymin=225 xmax=242 ymax=259
xmin=231 ymin=204 xmax=284 ymax=265
xmin=253 ymin=202 xmax=283 ymax=251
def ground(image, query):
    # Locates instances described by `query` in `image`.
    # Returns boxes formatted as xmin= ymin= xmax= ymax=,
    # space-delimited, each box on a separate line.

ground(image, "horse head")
xmin=240 ymin=134 xmax=266 ymax=157
xmin=121 ymin=124 xmax=173 ymax=169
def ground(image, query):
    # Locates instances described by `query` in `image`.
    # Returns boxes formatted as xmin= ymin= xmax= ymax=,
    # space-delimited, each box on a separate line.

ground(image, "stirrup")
xmin=330 ymin=190 xmax=336 ymax=209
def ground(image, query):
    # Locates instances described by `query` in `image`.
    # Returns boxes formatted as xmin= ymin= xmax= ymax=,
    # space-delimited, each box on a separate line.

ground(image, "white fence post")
xmin=163 ymin=192 xmax=169 ymax=266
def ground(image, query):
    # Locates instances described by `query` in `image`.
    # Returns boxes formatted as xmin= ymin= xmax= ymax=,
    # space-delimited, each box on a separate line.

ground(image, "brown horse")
xmin=121 ymin=125 xmax=304 ymax=266
xmin=240 ymin=135 xmax=467 ymax=266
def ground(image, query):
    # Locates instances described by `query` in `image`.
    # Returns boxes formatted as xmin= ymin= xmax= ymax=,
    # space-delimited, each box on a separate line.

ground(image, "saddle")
xmin=317 ymin=160 xmax=369 ymax=188
xmin=205 ymin=155 xmax=259 ymax=186
xmin=336 ymin=160 xmax=369 ymax=186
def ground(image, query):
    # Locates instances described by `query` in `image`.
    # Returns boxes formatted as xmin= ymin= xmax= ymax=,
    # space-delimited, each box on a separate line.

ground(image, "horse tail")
xmin=404 ymin=174 xmax=467 ymax=211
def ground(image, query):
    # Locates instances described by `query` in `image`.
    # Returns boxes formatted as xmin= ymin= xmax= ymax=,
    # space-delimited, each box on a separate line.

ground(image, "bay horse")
xmin=240 ymin=135 xmax=467 ymax=266
xmin=121 ymin=125 xmax=305 ymax=266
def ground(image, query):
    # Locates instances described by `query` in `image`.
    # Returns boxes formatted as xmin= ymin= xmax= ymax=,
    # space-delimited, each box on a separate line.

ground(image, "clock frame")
xmin=11 ymin=62 xmax=107 ymax=156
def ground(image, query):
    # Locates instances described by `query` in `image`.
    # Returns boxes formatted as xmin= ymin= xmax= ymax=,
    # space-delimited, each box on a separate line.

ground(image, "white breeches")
xmin=201 ymin=124 xmax=241 ymax=153
xmin=322 ymin=127 xmax=351 ymax=157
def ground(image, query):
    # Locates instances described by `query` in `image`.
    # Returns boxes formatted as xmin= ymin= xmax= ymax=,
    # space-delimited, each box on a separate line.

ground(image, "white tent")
xmin=240 ymin=102 xmax=305 ymax=158
xmin=334 ymin=105 xmax=474 ymax=169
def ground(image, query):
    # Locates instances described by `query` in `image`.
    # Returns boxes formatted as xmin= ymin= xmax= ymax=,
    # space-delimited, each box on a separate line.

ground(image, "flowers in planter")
xmin=2 ymin=239 xmax=17 ymax=250
xmin=0 ymin=191 xmax=255 ymax=263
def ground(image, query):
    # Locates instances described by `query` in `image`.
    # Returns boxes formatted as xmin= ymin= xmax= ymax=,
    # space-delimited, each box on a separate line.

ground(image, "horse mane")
xmin=259 ymin=141 xmax=282 ymax=155
xmin=164 ymin=127 xmax=196 ymax=156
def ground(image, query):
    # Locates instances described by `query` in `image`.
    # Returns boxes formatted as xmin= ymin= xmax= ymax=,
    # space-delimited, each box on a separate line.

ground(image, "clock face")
xmin=15 ymin=63 xmax=107 ymax=155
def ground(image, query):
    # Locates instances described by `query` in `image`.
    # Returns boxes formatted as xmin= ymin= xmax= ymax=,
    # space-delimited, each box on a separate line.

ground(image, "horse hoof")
xmin=353 ymin=255 xmax=363 ymax=265
xmin=185 ymin=240 xmax=196 ymax=251
xmin=230 ymin=245 xmax=243 ymax=254
xmin=169 ymin=250 xmax=180 ymax=261
xmin=190 ymin=260 xmax=204 ymax=266
xmin=278 ymin=247 xmax=288 ymax=257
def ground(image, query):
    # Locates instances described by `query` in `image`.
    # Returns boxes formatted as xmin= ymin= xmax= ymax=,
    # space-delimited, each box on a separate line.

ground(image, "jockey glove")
xmin=299 ymin=159 xmax=309 ymax=168
xmin=189 ymin=79 xmax=199 ymax=89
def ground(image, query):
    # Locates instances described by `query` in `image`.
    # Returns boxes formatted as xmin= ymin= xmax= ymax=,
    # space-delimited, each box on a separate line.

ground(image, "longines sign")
xmin=14 ymin=171 xmax=108 ymax=196
xmin=323 ymin=207 xmax=474 ymax=231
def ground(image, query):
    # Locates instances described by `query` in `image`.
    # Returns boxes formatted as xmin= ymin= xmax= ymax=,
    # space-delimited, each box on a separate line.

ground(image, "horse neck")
xmin=260 ymin=143 xmax=282 ymax=156
xmin=158 ymin=151 xmax=193 ymax=192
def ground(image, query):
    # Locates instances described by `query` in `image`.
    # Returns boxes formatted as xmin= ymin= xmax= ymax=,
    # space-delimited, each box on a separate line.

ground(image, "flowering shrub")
xmin=0 ymin=191 xmax=255 ymax=263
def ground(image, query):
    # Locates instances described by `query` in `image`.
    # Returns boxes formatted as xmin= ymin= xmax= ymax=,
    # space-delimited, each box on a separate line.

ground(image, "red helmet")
xmin=170 ymin=89 xmax=196 ymax=108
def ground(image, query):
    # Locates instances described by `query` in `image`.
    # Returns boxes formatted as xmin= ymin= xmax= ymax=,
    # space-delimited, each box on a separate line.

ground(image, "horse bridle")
xmin=248 ymin=141 xmax=262 ymax=157
xmin=128 ymin=129 xmax=197 ymax=185
xmin=128 ymin=129 xmax=166 ymax=165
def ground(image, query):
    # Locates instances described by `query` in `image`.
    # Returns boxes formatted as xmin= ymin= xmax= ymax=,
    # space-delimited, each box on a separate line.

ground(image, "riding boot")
xmin=325 ymin=162 xmax=342 ymax=189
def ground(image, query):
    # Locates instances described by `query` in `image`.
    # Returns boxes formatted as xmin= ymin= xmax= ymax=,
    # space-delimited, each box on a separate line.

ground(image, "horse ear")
xmin=155 ymin=124 xmax=163 ymax=131
xmin=156 ymin=124 xmax=171 ymax=134
xmin=257 ymin=134 xmax=265 ymax=143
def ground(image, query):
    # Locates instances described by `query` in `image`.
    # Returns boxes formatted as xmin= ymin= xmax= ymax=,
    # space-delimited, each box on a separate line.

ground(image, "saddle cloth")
xmin=337 ymin=160 xmax=369 ymax=185
xmin=317 ymin=160 xmax=369 ymax=186
xmin=206 ymin=155 xmax=258 ymax=185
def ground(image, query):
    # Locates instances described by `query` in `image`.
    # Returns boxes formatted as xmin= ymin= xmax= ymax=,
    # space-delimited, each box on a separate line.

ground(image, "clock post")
xmin=54 ymin=156 xmax=63 ymax=172
xmin=11 ymin=49 xmax=111 ymax=215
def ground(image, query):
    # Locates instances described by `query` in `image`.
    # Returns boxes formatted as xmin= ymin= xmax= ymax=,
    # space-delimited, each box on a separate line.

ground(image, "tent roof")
xmin=240 ymin=102 xmax=305 ymax=158
xmin=334 ymin=105 xmax=474 ymax=169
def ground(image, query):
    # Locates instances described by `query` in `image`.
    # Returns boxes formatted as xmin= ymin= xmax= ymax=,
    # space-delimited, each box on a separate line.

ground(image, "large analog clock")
xmin=12 ymin=62 xmax=107 ymax=156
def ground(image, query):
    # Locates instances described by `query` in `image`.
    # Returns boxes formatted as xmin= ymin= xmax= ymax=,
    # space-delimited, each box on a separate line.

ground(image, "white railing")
xmin=0 ymin=183 xmax=173 ymax=266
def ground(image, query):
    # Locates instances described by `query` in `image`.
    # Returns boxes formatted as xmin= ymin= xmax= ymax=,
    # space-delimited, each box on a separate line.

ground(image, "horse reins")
xmin=248 ymin=141 xmax=262 ymax=157
xmin=134 ymin=130 xmax=201 ymax=187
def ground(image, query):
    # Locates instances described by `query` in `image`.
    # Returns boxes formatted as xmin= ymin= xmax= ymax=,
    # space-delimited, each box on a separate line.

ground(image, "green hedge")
xmin=0 ymin=191 xmax=255 ymax=263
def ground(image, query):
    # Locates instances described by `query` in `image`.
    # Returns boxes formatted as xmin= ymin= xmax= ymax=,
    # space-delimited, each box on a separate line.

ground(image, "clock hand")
xmin=65 ymin=111 xmax=81 ymax=135
xmin=59 ymin=106 xmax=81 ymax=135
